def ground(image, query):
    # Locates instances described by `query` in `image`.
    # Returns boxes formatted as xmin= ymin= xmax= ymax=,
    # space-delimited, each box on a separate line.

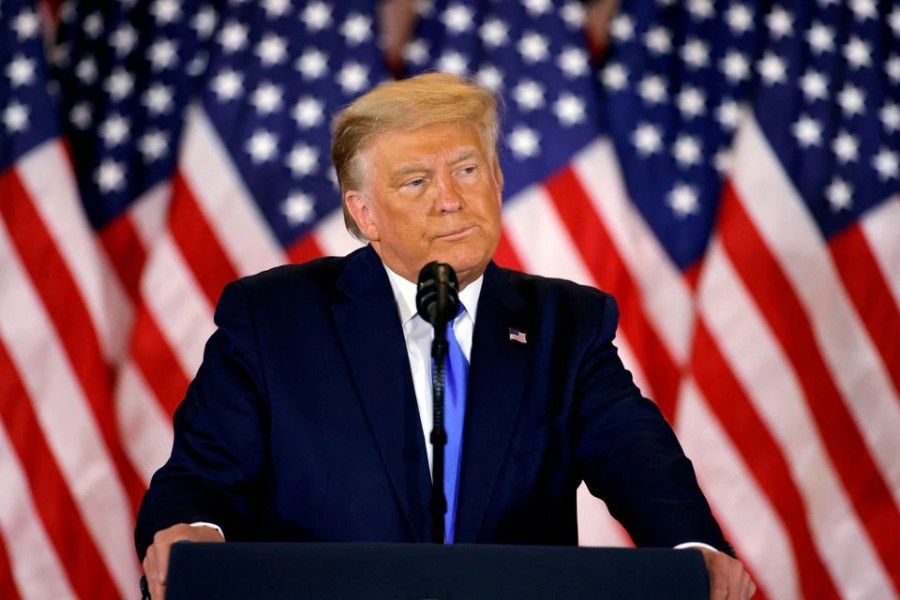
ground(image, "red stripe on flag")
xmin=98 ymin=213 xmax=147 ymax=303
xmin=827 ymin=223 xmax=900 ymax=394
xmin=543 ymin=167 xmax=682 ymax=421
xmin=719 ymin=182 xmax=900 ymax=589
xmin=493 ymin=227 xmax=525 ymax=271
xmin=0 ymin=170 xmax=145 ymax=513
xmin=129 ymin=304 xmax=191 ymax=418
xmin=0 ymin=342 xmax=118 ymax=599
xmin=287 ymin=233 xmax=324 ymax=265
xmin=691 ymin=321 xmax=841 ymax=599
xmin=0 ymin=529 xmax=22 ymax=600
xmin=168 ymin=172 xmax=240 ymax=307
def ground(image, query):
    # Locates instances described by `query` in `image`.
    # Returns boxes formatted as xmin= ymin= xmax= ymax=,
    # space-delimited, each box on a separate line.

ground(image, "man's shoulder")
xmin=492 ymin=264 xmax=611 ymax=307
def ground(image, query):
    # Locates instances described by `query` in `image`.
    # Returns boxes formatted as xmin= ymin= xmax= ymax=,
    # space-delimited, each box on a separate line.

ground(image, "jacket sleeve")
xmin=134 ymin=280 xmax=269 ymax=560
xmin=574 ymin=293 xmax=732 ymax=554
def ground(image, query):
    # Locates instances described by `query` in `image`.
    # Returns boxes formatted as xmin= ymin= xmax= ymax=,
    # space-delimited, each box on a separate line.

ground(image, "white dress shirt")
xmin=383 ymin=263 xmax=483 ymax=472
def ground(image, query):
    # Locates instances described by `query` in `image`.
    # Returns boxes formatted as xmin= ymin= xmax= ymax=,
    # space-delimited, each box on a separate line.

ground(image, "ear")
xmin=345 ymin=191 xmax=380 ymax=242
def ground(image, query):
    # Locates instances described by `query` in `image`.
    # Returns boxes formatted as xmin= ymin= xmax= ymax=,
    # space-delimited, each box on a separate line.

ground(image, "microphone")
xmin=416 ymin=262 xmax=460 ymax=328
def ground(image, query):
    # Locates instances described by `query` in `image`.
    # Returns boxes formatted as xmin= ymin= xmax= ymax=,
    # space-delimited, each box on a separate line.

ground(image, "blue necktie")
xmin=442 ymin=305 xmax=468 ymax=543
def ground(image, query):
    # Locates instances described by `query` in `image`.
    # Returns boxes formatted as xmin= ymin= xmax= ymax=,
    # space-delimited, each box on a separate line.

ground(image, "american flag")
xmin=0 ymin=0 xmax=897 ymax=598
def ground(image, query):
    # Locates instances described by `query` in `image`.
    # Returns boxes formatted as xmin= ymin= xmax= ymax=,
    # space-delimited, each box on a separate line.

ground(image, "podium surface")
xmin=167 ymin=542 xmax=708 ymax=599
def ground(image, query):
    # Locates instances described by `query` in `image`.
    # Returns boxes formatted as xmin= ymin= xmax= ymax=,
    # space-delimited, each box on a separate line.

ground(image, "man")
xmin=137 ymin=73 xmax=755 ymax=598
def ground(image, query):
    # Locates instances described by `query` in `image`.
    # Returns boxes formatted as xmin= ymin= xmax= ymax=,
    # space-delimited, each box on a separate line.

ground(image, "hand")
xmin=697 ymin=547 xmax=756 ymax=599
xmin=142 ymin=523 xmax=225 ymax=599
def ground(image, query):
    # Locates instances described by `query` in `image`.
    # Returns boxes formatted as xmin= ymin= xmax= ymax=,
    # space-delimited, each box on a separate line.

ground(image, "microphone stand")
xmin=430 ymin=327 xmax=449 ymax=544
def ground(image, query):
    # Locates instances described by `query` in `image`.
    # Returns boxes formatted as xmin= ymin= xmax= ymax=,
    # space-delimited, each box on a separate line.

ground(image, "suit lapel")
xmin=331 ymin=246 xmax=432 ymax=542
xmin=455 ymin=263 xmax=531 ymax=542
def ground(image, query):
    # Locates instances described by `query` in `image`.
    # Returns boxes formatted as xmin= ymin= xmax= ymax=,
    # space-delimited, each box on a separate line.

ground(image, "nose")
xmin=435 ymin=171 xmax=464 ymax=213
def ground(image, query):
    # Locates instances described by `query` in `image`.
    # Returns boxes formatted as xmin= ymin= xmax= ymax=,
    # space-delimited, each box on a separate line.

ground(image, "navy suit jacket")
xmin=135 ymin=245 xmax=728 ymax=559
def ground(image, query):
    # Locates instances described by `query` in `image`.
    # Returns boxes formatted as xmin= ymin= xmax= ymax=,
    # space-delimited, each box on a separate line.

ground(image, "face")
xmin=344 ymin=121 xmax=503 ymax=290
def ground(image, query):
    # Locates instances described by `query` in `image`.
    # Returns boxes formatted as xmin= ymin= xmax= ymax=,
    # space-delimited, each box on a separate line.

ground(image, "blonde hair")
xmin=331 ymin=72 xmax=500 ymax=240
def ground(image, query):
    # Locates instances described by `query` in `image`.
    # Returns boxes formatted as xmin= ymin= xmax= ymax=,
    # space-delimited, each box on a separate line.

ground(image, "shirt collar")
xmin=383 ymin=262 xmax=483 ymax=325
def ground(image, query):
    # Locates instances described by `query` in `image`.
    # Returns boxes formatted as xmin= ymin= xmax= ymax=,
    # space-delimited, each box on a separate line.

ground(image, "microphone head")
xmin=416 ymin=262 xmax=460 ymax=327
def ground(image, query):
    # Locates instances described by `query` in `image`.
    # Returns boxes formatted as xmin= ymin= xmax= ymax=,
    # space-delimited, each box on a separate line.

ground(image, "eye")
xmin=404 ymin=178 xmax=425 ymax=188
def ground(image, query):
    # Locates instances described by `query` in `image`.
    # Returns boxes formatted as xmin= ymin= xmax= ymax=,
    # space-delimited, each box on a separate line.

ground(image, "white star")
xmin=601 ymin=63 xmax=628 ymax=91
xmin=518 ymin=31 xmax=549 ymax=63
xmin=403 ymin=40 xmax=430 ymax=65
xmin=102 ymin=68 xmax=133 ymax=101
xmin=553 ymin=93 xmax=585 ymax=126
xmin=341 ymin=13 xmax=372 ymax=45
xmin=211 ymin=69 xmax=243 ymax=101
xmin=187 ymin=53 xmax=207 ymax=76
xmin=480 ymin=18 xmax=508 ymax=48
xmin=246 ymin=130 xmax=278 ymax=163
xmin=6 ymin=55 xmax=35 ymax=87
xmin=293 ymin=96 xmax=324 ymax=128
xmin=508 ymin=126 xmax=540 ymax=159
xmin=716 ymin=100 xmax=744 ymax=130
xmin=873 ymin=148 xmax=899 ymax=180
xmin=256 ymin=34 xmax=288 ymax=65
xmin=83 ymin=13 xmax=104 ymax=38
xmin=513 ymin=80 xmax=545 ymax=111
xmin=721 ymin=51 xmax=751 ymax=83
xmin=99 ymin=114 xmax=130 ymax=147
xmin=151 ymin=0 xmax=181 ymax=24
xmin=888 ymin=56 xmax=900 ymax=84
xmin=337 ymin=61 xmax=369 ymax=95
xmin=436 ymin=51 xmax=468 ymax=75
xmin=524 ymin=0 xmax=552 ymax=15
xmin=69 ymin=102 xmax=91 ymax=129
xmin=560 ymin=1 xmax=585 ymax=28
xmin=638 ymin=75 xmax=667 ymax=104
xmin=726 ymin=4 xmax=753 ymax=34
xmin=687 ymin=0 xmax=714 ymax=20
xmin=192 ymin=7 xmax=218 ymax=39
xmin=677 ymin=86 xmax=706 ymax=118
xmin=610 ymin=15 xmax=634 ymax=42
xmin=142 ymin=84 xmax=173 ymax=115
xmin=681 ymin=38 xmax=710 ymax=69
xmin=758 ymin=53 xmax=787 ymax=85
xmin=767 ymin=7 xmax=793 ymax=39
xmin=832 ymin=131 xmax=859 ymax=164
xmin=838 ymin=84 xmax=865 ymax=117
xmin=890 ymin=7 xmax=900 ymax=37
xmin=287 ymin=144 xmax=319 ymax=177
xmin=95 ymin=160 xmax=126 ymax=193
xmin=51 ymin=43 xmax=70 ymax=68
xmin=302 ymin=1 xmax=332 ymax=31
xmin=442 ymin=3 xmax=474 ymax=33
xmin=295 ymin=48 xmax=328 ymax=80
xmin=3 ymin=101 xmax=28 ymax=133
xmin=673 ymin=135 xmax=702 ymax=167
xmin=806 ymin=22 xmax=835 ymax=54
xmin=557 ymin=46 xmax=588 ymax=78
xmin=799 ymin=69 xmax=828 ymax=101
xmin=669 ymin=184 xmax=700 ymax=217
xmin=850 ymin=0 xmax=876 ymax=21
xmin=139 ymin=130 xmax=169 ymax=162
xmin=262 ymin=0 xmax=291 ymax=17
xmin=218 ymin=21 xmax=248 ymax=53
xmin=76 ymin=57 xmax=98 ymax=84
xmin=632 ymin=122 xmax=662 ymax=156
xmin=110 ymin=24 xmax=138 ymax=56
xmin=148 ymin=38 xmax=178 ymax=70
xmin=825 ymin=178 xmax=853 ymax=211
xmin=881 ymin=102 xmax=900 ymax=132
xmin=713 ymin=149 xmax=734 ymax=174
xmin=643 ymin=27 xmax=671 ymax=55
xmin=251 ymin=82 xmax=283 ymax=114
xmin=282 ymin=193 xmax=316 ymax=225
xmin=792 ymin=115 xmax=822 ymax=147
xmin=843 ymin=37 xmax=871 ymax=70
xmin=475 ymin=65 xmax=503 ymax=91
xmin=12 ymin=10 xmax=40 ymax=39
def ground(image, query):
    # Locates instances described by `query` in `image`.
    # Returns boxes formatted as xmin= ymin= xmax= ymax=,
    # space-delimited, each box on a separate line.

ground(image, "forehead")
xmin=365 ymin=122 xmax=488 ymax=170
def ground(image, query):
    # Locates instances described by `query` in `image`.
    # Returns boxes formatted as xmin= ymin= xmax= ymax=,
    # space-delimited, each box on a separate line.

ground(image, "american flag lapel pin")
xmin=508 ymin=328 xmax=527 ymax=344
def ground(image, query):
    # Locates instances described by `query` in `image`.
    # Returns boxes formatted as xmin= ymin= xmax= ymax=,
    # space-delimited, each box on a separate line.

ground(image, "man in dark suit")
xmin=137 ymin=73 xmax=755 ymax=599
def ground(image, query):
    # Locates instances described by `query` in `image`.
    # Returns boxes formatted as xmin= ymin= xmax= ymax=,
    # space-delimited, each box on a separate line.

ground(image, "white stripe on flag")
xmin=128 ymin=182 xmax=172 ymax=249
xmin=859 ymin=195 xmax=900 ymax=306
xmin=116 ymin=362 xmax=175 ymax=484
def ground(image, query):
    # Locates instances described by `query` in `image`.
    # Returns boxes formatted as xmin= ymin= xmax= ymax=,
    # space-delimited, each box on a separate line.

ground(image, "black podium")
xmin=166 ymin=543 xmax=708 ymax=599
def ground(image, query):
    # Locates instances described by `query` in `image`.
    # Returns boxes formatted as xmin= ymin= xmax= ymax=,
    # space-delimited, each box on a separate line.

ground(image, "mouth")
xmin=437 ymin=225 xmax=476 ymax=241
